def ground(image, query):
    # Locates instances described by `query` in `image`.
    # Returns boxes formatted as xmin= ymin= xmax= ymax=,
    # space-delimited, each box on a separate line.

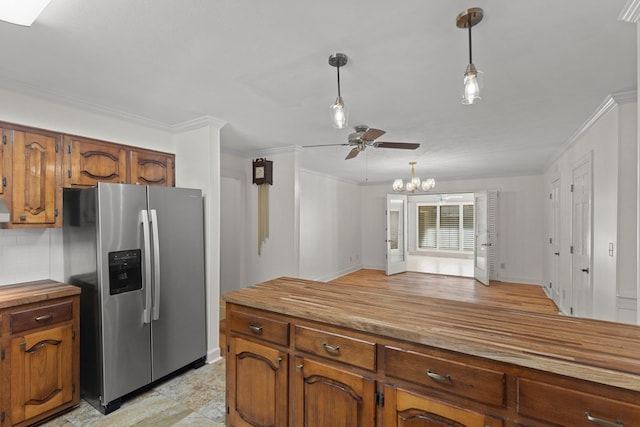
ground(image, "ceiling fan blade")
xmin=345 ymin=147 xmax=360 ymax=160
xmin=375 ymin=142 xmax=420 ymax=150
xmin=361 ymin=128 xmax=385 ymax=142
xmin=302 ymin=143 xmax=350 ymax=148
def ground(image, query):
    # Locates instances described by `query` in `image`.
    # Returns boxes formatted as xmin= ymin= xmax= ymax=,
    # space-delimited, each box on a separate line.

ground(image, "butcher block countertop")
xmin=223 ymin=276 xmax=640 ymax=393
xmin=0 ymin=280 xmax=80 ymax=309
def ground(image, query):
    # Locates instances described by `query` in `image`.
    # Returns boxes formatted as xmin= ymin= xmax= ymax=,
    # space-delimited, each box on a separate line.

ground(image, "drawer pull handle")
xmin=585 ymin=412 xmax=623 ymax=427
xmin=426 ymin=369 xmax=451 ymax=382
xmin=322 ymin=343 xmax=340 ymax=353
xmin=248 ymin=324 xmax=263 ymax=334
xmin=35 ymin=314 xmax=53 ymax=322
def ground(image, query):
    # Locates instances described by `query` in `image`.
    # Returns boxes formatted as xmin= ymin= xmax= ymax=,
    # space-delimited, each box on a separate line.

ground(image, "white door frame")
xmin=386 ymin=194 xmax=408 ymax=275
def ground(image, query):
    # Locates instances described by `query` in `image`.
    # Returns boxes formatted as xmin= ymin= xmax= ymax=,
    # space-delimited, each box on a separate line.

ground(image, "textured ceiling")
xmin=0 ymin=0 xmax=635 ymax=183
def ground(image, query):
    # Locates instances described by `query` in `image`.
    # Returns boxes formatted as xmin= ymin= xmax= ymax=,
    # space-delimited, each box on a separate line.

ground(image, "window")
xmin=417 ymin=203 xmax=474 ymax=252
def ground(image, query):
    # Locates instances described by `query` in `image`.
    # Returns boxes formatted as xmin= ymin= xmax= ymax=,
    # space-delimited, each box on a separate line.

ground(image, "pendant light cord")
xmin=336 ymin=64 xmax=341 ymax=97
xmin=468 ymin=14 xmax=473 ymax=65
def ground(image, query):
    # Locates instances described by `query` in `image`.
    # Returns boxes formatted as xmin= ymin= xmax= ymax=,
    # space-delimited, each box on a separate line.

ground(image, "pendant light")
xmin=456 ymin=8 xmax=484 ymax=105
xmin=328 ymin=53 xmax=348 ymax=129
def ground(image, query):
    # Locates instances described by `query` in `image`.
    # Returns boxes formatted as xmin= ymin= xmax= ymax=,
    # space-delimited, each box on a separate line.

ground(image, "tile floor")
xmin=41 ymin=359 xmax=226 ymax=427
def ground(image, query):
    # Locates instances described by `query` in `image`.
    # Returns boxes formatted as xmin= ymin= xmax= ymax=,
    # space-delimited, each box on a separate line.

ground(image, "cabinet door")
xmin=129 ymin=148 xmax=174 ymax=187
xmin=384 ymin=386 xmax=502 ymax=427
xmin=293 ymin=356 xmax=376 ymax=427
xmin=65 ymin=136 xmax=127 ymax=187
xmin=227 ymin=337 xmax=288 ymax=427
xmin=0 ymin=127 xmax=6 ymax=196
xmin=11 ymin=130 xmax=61 ymax=226
xmin=10 ymin=324 xmax=74 ymax=424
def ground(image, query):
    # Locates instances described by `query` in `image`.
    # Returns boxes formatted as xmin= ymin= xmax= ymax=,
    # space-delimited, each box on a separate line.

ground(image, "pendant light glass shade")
xmin=330 ymin=95 xmax=348 ymax=129
xmin=329 ymin=53 xmax=348 ymax=129
xmin=462 ymin=64 xmax=483 ymax=105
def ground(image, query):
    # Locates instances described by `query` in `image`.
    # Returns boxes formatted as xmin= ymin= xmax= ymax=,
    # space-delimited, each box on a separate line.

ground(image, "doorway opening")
xmin=407 ymin=193 xmax=475 ymax=278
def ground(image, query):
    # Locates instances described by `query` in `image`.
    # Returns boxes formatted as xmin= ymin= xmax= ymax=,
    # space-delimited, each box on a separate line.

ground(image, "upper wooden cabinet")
xmin=63 ymin=135 xmax=127 ymax=187
xmin=129 ymin=148 xmax=175 ymax=187
xmin=3 ymin=127 xmax=63 ymax=228
xmin=0 ymin=121 xmax=176 ymax=228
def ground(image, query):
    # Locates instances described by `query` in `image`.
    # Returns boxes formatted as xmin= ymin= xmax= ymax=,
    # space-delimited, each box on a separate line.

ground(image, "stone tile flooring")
xmin=41 ymin=359 xmax=226 ymax=427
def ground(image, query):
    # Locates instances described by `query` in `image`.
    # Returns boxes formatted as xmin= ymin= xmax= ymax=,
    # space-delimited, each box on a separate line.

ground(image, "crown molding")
xmin=547 ymin=90 xmax=637 ymax=168
xmin=170 ymin=115 xmax=227 ymax=132
xmin=619 ymin=0 xmax=640 ymax=23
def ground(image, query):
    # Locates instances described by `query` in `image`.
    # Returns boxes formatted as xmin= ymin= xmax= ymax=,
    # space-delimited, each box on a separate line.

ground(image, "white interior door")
xmin=572 ymin=158 xmax=592 ymax=317
xmin=386 ymin=194 xmax=408 ymax=275
xmin=549 ymin=178 xmax=561 ymax=304
xmin=474 ymin=191 xmax=489 ymax=285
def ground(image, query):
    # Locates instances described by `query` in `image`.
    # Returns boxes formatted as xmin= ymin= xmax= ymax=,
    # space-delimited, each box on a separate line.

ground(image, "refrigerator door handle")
xmin=150 ymin=209 xmax=161 ymax=321
xmin=140 ymin=209 xmax=152 ymax=324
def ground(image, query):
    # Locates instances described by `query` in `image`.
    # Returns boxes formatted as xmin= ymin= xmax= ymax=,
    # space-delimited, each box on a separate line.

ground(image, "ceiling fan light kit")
xmin=329 ymin=53 xmax=349 ymax=129
xmin=393 ymin=162 xmax=435 ymax=193
xmin=457 ymin=7 xmax=484 ymax=105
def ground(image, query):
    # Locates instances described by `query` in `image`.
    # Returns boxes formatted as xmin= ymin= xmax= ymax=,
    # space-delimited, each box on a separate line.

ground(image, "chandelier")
xmin=392 ymin=162 xmax=435 ymax=193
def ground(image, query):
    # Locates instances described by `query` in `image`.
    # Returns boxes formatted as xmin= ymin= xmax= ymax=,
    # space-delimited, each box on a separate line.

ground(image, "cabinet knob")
xmin=275 ymin=357 xmax=282 ymax=366
xmin=295 ymin=364 xmax=303 ymax=372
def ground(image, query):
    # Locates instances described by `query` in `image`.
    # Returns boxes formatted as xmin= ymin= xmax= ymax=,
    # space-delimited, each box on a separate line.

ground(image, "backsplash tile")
xmin=0 ymin=228 xmax=63 ymax=286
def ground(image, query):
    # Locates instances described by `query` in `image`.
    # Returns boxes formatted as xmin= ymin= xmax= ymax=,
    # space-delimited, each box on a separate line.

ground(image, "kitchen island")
xmin=224 ymin=276 xmax=640 ymax=427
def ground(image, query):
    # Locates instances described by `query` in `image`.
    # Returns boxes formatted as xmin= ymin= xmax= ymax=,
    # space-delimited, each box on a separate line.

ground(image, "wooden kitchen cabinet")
xmin=0 ymin=128 xmax=6 ymax=196
xmin=293 ymin=356 xmax=376 ymax=427
xmin=224 ymin=277 xmax=640 ymax=427
xmin=3 ymin=127 xmax=62 ymax=228
xmin=129 ymin=148 xmax=174 ymax=187
xmin=383 ymin=386 xmax=502 ymax=427
xmin=63 ymin=135 xmax=128 ymax=187
xmin=0 ymin=281 xmax=80 ymax=427
xmin=226 ymin=307 xmax=289 ymax=427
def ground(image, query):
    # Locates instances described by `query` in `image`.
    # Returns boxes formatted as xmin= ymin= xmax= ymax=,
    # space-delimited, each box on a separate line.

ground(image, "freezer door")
xmin=97 ymin=183 xmax=152 ymax=404
xmin=147 ymin=186 xmax=206 ymax=379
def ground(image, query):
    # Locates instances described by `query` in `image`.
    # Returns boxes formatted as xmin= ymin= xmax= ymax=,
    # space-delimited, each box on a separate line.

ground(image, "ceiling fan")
xmin=304 ymin=125 xmax=420 ymax=159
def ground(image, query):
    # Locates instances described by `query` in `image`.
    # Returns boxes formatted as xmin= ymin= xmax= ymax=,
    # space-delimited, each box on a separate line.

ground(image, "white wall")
xmin=361 ymin=175 xmax=545 ymax=285
xmin=174 ymin=120 xmax=224 ymax=362
xmin=299 ymin=170 xmax=362 ymax=281
xmin=544 ymin=94 xmax=637 ymax=322
xmin=239 ymin=149 xmax=300 ymax=286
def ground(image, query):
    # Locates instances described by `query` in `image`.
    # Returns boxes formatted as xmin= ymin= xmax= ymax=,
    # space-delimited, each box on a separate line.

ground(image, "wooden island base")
xmin=224 ymin=276 xmax=640 ymax=427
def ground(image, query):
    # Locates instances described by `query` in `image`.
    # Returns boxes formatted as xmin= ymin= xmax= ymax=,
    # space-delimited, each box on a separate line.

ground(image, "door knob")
xmin=581 ymin=268 xmax=590 ymax=274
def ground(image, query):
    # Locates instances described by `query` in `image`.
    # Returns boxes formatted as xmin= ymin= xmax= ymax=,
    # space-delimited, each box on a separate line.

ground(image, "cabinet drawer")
xmin=10 ymin=300 xmax=73 ymax=334
xmin=294 ymin=325 xmax=376 ymax=371
xmin=229 ymin=309 xmax=289 ymax=346
xmin=385 ymin=346 xmax=505 ymax=407
xmin=518 ymin=378 xmax=640 ymax=426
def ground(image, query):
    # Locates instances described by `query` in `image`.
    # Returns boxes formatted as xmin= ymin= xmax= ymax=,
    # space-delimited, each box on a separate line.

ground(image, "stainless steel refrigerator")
xmin=63 ymin=182 xmax=206 ymax=414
